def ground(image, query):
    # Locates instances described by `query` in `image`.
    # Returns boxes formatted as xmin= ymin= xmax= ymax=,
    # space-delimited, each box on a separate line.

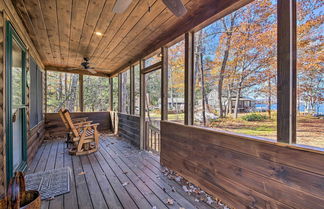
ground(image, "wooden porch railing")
xmin=145 ymin=121 xmax=160 ymax=153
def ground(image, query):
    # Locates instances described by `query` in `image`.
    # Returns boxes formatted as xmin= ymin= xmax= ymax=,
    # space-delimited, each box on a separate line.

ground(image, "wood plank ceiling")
xmin=12 ymin=0 xmax=246 ymax=75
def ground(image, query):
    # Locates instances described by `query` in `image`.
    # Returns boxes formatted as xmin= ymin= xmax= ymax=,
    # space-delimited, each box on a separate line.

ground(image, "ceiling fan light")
xmin=113 ymin=0 xmax=132 ymax=14
xmin=95 ymin=31 xmax=103 ymax=36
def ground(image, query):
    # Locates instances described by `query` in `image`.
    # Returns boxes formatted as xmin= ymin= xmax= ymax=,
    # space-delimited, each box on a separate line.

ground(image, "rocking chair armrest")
xmin=72 ymin=117 xmax=88 ymax=122
xmin=74 ymin=121 xmax=93 ymax=127
xmin=83 ymin=123 xmax=100 ymax=128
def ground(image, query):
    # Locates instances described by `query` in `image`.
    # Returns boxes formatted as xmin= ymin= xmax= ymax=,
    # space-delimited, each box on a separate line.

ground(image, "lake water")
xmin=255 ymin=104 xmax=324 ymax=114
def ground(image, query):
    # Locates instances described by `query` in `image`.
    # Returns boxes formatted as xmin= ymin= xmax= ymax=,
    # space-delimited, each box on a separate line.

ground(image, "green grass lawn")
xmin=148 ymin=111 xmax=323 ymax=148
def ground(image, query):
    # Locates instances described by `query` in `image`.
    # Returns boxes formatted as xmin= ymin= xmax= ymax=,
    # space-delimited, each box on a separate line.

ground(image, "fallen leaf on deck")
xmin=78 ymin=171 xmax=86 ymax=175
xmin=182 ymin=185 xmax=189 ymax=193
xmin=175 ymin=176 xmax=182 ymax=182
xmin=166 ymin=198 xmax=174 ymax=205
xmin=123 ymin=171 xmax=128 ymax=174
xmin=206 ymin=196 xmax=214 ymax=205
xmin=46 ymin=196 xmax=55 ymax=201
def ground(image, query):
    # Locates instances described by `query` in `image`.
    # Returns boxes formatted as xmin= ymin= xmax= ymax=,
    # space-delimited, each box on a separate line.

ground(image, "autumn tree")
xmin=296 ymin=0 xmax=324 ymax=113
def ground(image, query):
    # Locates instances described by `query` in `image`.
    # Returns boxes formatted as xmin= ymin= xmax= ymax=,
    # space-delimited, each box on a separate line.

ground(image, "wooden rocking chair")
xmin=58 ymin=109 xmax=90 ymax=147
xmin=62 ymin=109 xmax=100 ymax=155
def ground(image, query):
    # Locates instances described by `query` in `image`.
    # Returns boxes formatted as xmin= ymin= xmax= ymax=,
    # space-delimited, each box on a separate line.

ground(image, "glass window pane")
xmin=47 ymin=72 xmax=79 ymax=112
xmin=146 ymin=69 xmax=161 ymax=128
xmin=12 ymin=39 xmax=23 ymax=110
xmin=84 ymin=75 xmax=109 ymax=112
xmin=121 ymin=70 xmax=130 ymax=114
xmin=144 ymin=53 xmax=161 ymax=67
xmin=168 ymin=40 xmax=185 ymax=123
xmin=296 ymin=0 xmax=324 ymax=148
xmin=194 ymin=0 xmax=277 ymax=140
xmin=112 ymin=76 xmax=119 ymax=111
xmin=134 ymin=64 xmax=140 ymax=115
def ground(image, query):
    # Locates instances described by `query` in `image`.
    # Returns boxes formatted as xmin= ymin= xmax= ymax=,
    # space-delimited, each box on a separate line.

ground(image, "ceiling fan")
xmin=113 ymin=0 xmax=187 ymax=17
xmin=67 ymin=57 xmax=100 ymax=74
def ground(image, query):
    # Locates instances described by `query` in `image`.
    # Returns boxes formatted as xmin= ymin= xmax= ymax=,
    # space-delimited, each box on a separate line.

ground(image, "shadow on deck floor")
xmin=27 ymin=135 xmax=218 ymax=209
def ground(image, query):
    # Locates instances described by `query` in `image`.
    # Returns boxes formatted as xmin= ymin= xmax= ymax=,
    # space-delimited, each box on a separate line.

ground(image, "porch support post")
xmin=44 ymin=70 xmax=47 ymax=113
xmin=79 ymin=74 xmax=84 ymax=112
xmin=140 ymin=59 xmax=145 ymax=149
xmin=130 ymin=65 xmax=135 ymax=115
xmin=184 ymin=32 xmax=194 ymax=125
xmin=118 ymin=73 xmax=122 ymax=113
xmin=109 ymin=77 xmax=113 ymax=111
xmin=161 ymin=47 xmax=168 ymax=121
xmin=277 ymin=0 xmax=297 ymax=143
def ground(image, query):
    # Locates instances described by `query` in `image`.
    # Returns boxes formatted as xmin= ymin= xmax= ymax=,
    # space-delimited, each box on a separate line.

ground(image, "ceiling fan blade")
xmin=162 ymin=0 xmax=187 ymax=17
xmin=113 ymin=0 xmax=132 ymax=14
xmin=87 ymin=69 xmax=97 ymax=74
xmin=67 ymin=67 xmax=81 ymax=71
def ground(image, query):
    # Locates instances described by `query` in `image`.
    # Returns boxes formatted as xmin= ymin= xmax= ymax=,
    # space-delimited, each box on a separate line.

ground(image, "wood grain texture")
xmin=12 ymin=0 xmax=247 ymax=75
xmin=0 ymin=11 xmax=5 ymax=198
xmin=277 ymin=0 xmax=297 ymax=143
xmin=160 ymin=121 xmax=324 ymax=209
xmin=45 ymin=112 xmax=112 ymax=138
xmin=117 ymin=113 xmax=140 ymax=148
xmin=27 ymin=121 xmax=45 ymax=164
xmin=27 ymin=137 xmax=212 ymax=209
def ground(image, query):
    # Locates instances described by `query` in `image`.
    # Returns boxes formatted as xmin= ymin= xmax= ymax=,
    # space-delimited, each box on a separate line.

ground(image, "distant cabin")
xmin=168 ymin=98 xmax=185 ymax=113
xmin=206 ymin=89 xmax=254 ymax=113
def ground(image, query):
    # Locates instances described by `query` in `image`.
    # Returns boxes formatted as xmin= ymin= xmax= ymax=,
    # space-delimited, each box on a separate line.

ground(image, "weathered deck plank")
xmin=28 ymin=137 xmax=215 ymax=209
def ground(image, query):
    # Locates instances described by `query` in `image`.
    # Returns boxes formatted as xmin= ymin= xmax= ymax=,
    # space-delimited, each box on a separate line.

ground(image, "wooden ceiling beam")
xmin=13 ymin=0 xmax=252 ymax=76
xmin=45 ymin=65 xmax=110 ymax=78
xmin=111 ymin=0 xmax=251 ymax=76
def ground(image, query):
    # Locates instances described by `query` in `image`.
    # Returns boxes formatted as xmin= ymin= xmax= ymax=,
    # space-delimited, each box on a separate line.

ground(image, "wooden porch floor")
xmin=27 ymin=135 xmax=216 ymax=209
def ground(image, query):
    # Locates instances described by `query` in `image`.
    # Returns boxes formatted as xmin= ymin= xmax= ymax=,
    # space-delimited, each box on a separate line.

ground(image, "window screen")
xmin=29 ymin=57 xmax=43 ymax=128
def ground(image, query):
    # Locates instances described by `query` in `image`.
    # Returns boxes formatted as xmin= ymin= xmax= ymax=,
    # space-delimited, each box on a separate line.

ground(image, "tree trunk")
xmin=67 ymin=74 xmax=78 ymax=111
xmin=200 ymin=52 xmax=207 ymax=126
xmin=59 ymin=74 xmax=63 ymax=100
xmin=227 ymin=84 xmax=232 ymax=115
xmin=268 ymin=77 xmax=272 ymax=118
xmin=170 ymin=67 xmax=174 ymax=110
xmin=234 ymin=86 xmax=241 ymax=119
xmin=218 ymin=16 xmax=235 ymax=118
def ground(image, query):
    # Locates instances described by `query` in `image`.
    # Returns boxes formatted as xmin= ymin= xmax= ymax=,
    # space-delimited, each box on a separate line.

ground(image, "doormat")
xmin=25 ymin=167 xmax=71 ymax=200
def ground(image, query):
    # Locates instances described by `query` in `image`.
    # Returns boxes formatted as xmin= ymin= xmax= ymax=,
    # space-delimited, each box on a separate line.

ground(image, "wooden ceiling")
xmin=12 ymin=0 xmax=247 ymax=75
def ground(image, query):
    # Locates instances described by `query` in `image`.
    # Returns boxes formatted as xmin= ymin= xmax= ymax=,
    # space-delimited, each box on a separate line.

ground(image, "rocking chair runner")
xmin=61 ymin=109 xmax=100 ymax=155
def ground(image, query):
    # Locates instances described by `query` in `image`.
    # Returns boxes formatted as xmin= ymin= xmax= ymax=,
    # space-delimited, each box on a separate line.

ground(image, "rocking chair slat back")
xmin=58 ymin=109 xmax=70 ymax=130
xmin=62 ymin=110 xmax=79 ymax=137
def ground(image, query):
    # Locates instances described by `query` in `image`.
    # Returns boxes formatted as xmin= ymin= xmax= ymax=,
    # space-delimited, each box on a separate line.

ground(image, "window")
xmin=144 ymin=52 xmax=161 ymax=67
xmin=145 ymin=69 xmax=161 ymax=127
xmin=296 ymin=0 xmax=324 ymax=148
xmin=168 ymin=40 xmax=185 ymax=123
xmin=83 ymin=76 xmax=109 ymax=112
xmin=121 ymin=70 xmax=130 ymax=114
xmin=193 ymin=0 xmax=277 ymax=140
xmin=112 ymin=76 xmax=119 ymax=111
xmin=134 ymin=64 xmax=140 ymax=115
xmin=47 ymin=71 xmax=79 ymax=112
xmin=29 ymin=57 xmax=43 ymax=128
